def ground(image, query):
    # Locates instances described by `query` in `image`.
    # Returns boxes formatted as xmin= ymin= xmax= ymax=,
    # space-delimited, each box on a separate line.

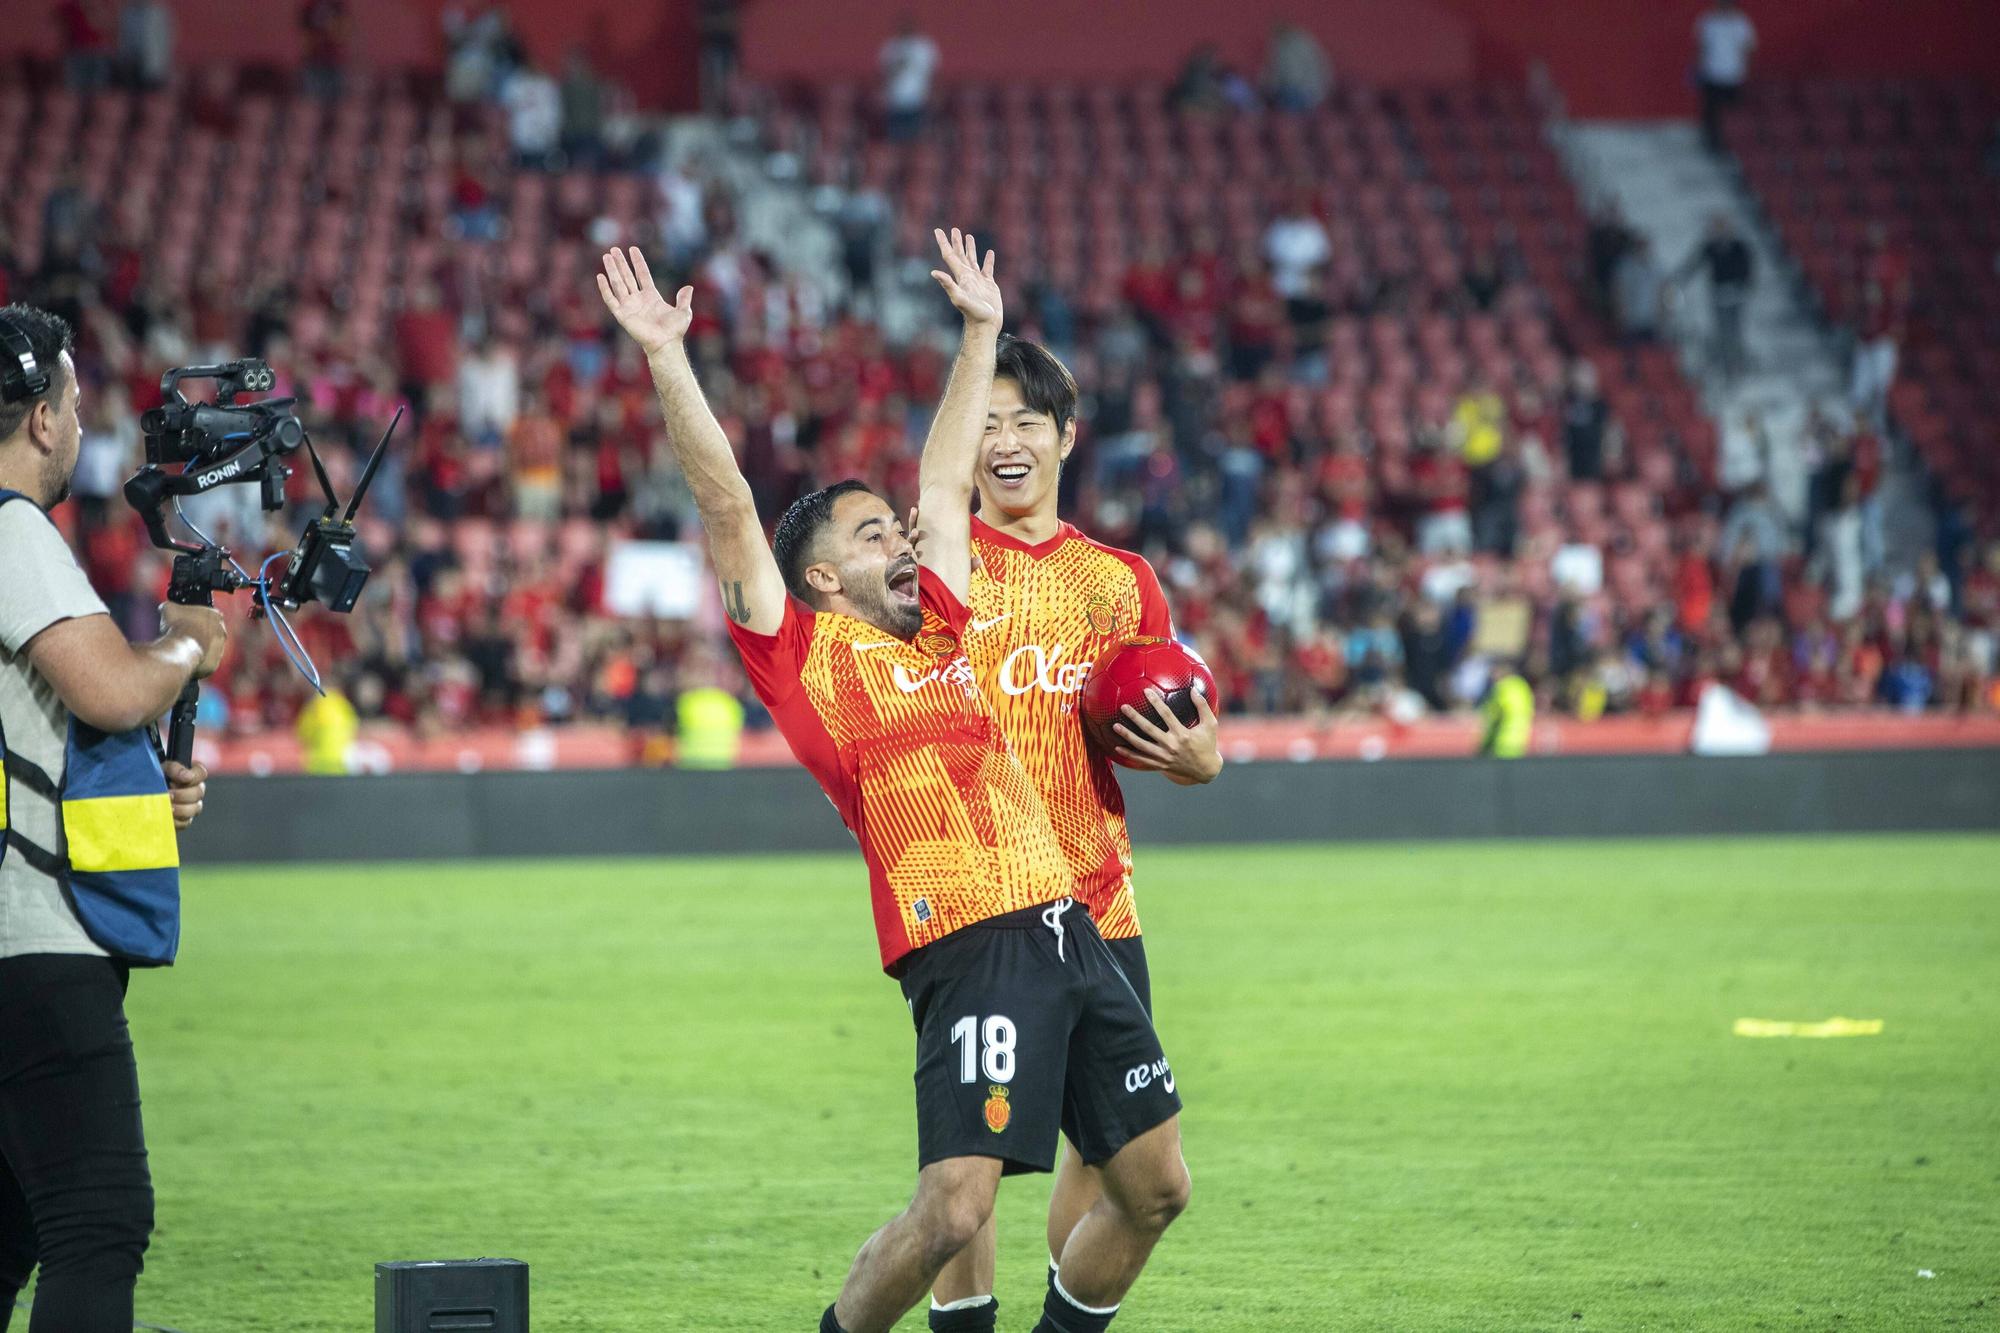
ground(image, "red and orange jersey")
xmin=966 ymin=516 xmax=1173 ymax=940
xmin=728 ymin=574 xmax=1076 ymax=972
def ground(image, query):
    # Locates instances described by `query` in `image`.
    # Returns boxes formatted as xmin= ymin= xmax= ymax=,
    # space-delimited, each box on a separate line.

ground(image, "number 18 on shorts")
xmin=899 ymin=902 xmax=1182 ymax=1176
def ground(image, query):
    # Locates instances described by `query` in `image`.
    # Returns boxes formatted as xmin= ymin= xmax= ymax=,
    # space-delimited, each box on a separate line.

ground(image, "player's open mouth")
xmin=990 ymin=462 xmax=1031 ymax=489
xmin=888 ymin=563 xmax=919 ymax=605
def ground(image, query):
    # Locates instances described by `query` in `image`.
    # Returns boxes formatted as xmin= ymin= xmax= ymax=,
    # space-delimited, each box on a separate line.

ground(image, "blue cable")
xmin=172 ymin=497 xmax=325 ymax=697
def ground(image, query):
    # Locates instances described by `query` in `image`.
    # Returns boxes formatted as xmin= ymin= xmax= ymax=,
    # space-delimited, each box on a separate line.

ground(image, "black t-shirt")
xmin=1703 ymin=238 xmax=1754 ymax=290
xmin=1563 ymin=394 xmax=1609 ymax=480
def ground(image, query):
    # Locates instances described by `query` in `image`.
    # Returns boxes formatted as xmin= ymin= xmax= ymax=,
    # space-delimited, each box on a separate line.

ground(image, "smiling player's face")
xmin=976 ymin=377 xmax=1074 ymax=523
xmin=810 ymin=490 xmax=922 ymax=639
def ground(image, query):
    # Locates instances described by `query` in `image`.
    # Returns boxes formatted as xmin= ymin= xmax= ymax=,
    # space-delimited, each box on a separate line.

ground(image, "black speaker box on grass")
xmin=376 ymin=1258 xmax=528 ymax=1332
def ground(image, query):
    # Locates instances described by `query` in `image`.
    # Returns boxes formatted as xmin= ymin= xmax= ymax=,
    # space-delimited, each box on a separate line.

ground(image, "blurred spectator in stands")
xmin=1721 ymin=482 xmax=1786 ymax=632
xmin=1693 ymin=0 xmax=1756 ymax=153
xmin=1471 ymin=433 xmax=1524 ymax=557
xmin=1585 ymin=197 xmax=1633 ymax=318
xmin=1170 ymin=44 xmax=1260 ymax=114
xmin=1848 ymin=422 xmax=1885 ymax=573
xmin=443 ymin=2 xmax=518 ymax=105
xmin=449 ymin=148 xmax=503 ymax=240
xmin=1611 ymin=234 xmax=1664 ymax=344
xmin=41 ymin=164 xmax=94 ymax=257
xmin=1264 ymin=23 xmax=1331 ymax=113
xmin=838 ymin=177 xmax=893 ymax=299
xmin=655 ymin=152 xmax=709 ymax=268
xmin=457 ymin=333 xmax=520 ymax=445
xmin=1897 ymin=552 xmax=1952 ymax=618
xmin=1675 ymin=214 xmax=1754 ymax=380
xmin=1877 ymin=626 xmax=1934 ymax=712
xmin=1800 ymin=409 xmax=1849 ymax=559
xmin=72 ymin=389 xmax=135 ymax=511
xmin=879 ymin=14 xmax=938 ymax=142
xmin=115 ymin=0 xmax=171 ymax=90
xmin=1812 ymin=473 xmax=1866 ymax=621
xmin=1316 ymin=431 xmax=1372 ymax=561
xmin=298 ymin=677 xmax=359 ymax=775
xmin=299 ymin=0 xmax=348 ymax=99
xmin=559 ymin=48 xmax=607 ymax=166
xmin=1849 ymin=221 xmax=1909 ymax=430
xmin=395 ymin=283 xmax=460 ymax=398
xmin=1479 ymin=662 xmax=1533 ymax=756
xmin=1561 ymin=359 xmax=1610 ymax=481
xmin=1461 ymin=244 xmax=1507 ymax=313
xmin=1400 ymin=598 xmax=1453 ymax=711
xmin=1413 ymin=433 xmax=1472 ymax=556
xmin=698 ymin=0 xmax=741 ymax=114
xmin=1264 ymin=188 xmax=1330 ymax=299
xmin=503 ymin=61 xmax=563 ymax=169
xmin=507 ymin=388 xmax=563 ymax=520
xmin=1219 ymin=251 xmax=1278 ymax=376
xmin=56 ymin=0 xmax=112 ymax=90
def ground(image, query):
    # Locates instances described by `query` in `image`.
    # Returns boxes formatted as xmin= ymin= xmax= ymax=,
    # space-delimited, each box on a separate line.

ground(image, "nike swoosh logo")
xmin=969 ymin=614 xmax=1010 ymax=633
xmin=853 ymin=641 xmax=901 ymax=651
xmin=1164 ymin=1071 xmax=1175 ymax=1094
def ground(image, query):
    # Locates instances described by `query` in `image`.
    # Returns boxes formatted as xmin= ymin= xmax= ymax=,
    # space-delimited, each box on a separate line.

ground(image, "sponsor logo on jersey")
xmin=892 ymin=656 xmax=979 ymax=696
xmin=998 ymin=642 xmax=1094 ymax=696
xmin=983 ymin=1084 xmax=1011 ymax=1133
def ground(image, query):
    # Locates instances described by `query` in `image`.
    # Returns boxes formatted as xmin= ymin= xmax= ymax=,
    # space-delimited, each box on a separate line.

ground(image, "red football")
xmin=1080 ymin=637 xmax=1220 ymax=767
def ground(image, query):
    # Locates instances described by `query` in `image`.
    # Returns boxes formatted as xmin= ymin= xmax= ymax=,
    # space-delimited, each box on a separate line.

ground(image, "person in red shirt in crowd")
xmin=1410 ymin=434 xmax=1471 ymax=555
xmin=1225 ymin=251 xmax=1286 ymax=380
xmin=1834 ymin=619 xmax=1885 ymax=705
xmin=1730 ymin=616 xmax=1792 ymax=707
xmin=395 ymin=283 xmax=460 ymax=394
xmin=1119 ymin=235 xmax=1178 ymax=340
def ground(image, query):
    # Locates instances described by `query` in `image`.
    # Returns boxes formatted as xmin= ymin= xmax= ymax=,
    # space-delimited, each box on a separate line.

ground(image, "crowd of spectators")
xmin=5 ymin=35 xmax=1997 ymax=752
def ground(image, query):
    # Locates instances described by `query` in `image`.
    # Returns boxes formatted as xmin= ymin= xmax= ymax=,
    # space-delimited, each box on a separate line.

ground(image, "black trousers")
xmin=1699 ymin=78 xmax=1741 ymax=151
xmin=0 ymin=954 xmax=153 ymax=1333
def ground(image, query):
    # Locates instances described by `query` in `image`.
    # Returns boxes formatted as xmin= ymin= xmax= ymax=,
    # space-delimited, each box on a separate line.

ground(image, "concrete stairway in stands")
xmin=1555 ymin=125 xmax=1837 ymax=508
xmin=1556 ymin=120 xmax=1933 ymax=566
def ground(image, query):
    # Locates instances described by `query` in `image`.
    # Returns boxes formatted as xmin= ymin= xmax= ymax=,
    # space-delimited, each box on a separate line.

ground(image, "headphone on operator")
xmin=0 ymin=313 xmax=52 ymax=405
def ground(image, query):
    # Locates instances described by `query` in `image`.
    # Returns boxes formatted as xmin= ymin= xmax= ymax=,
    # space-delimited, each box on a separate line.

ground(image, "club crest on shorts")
xmin=983 ymin=1084 xmax=1011 ymax=1133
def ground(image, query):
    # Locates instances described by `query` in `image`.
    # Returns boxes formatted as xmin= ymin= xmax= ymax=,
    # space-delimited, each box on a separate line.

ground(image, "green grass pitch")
xmin=52 ymin=836 xmax=2000 ymax=1329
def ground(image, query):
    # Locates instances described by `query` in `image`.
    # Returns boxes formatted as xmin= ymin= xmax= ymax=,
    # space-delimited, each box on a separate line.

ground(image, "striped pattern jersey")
xmin=967 ymin=516 xmax=1174 ymax=941
xmin=728 ymin=574 xmax=1076 ymax=972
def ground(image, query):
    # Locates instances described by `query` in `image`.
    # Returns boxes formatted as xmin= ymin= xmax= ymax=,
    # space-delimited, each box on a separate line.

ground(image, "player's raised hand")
xmin=597 ymin=246 xmax=692 ymax=357
xmin=1113 ymin=685 xmax=1224 ymax=785
xmin=929 ymin=227 xmax=1002 ymax=330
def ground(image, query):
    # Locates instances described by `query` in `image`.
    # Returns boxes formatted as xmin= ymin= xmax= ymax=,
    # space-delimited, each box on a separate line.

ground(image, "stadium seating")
xmin=1727 ymin=78 xmax=2000 ymax=514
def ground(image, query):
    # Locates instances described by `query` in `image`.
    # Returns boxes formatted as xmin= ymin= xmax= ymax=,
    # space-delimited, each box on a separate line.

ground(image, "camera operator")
xmin=0 ymin=304 xmax=224 ymax=1332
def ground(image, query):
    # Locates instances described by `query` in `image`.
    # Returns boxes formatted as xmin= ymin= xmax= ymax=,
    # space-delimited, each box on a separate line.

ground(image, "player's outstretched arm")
xmin=914 ymin=227 xmax=1002 ymax=604
xmin=597 ymin=247 xmax=786 ymax=635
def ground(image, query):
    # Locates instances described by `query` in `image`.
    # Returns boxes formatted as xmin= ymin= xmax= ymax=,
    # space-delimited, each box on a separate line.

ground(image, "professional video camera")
xmin=123 ymin=358 xmax=400 ymax=763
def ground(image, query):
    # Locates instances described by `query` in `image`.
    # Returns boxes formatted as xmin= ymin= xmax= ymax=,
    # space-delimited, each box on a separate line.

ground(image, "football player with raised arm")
xmin=928 ymin=335 xmax=1221 ymax=1332
xmin=596 ymin=231 xmax=1189 ymax=1333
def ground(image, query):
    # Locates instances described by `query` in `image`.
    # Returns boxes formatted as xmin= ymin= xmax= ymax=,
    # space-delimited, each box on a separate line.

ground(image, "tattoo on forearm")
xmin=725 ymin=581 xmax=751 ymax=625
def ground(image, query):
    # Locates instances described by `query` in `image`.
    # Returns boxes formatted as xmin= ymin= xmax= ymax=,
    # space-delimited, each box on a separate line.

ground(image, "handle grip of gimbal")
xmin=164 ymin=570 xmax=213 ymax=768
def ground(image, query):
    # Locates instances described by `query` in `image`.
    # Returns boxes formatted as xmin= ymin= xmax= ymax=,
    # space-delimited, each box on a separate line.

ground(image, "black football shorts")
xmin=1104 ymin=934 xmax=1151 ymax=1018
xmin=898 ymin=899 xmax=1180 ymax=1175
